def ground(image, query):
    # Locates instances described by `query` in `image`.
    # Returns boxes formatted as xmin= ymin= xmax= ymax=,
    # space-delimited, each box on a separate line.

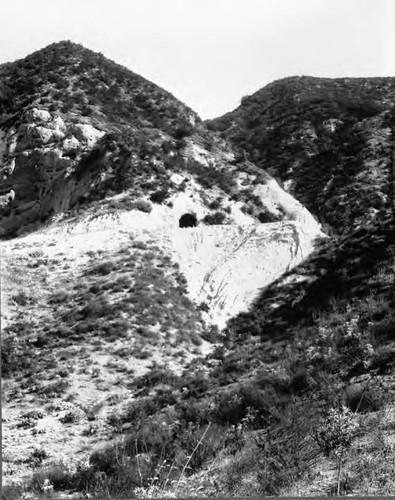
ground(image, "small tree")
xmin=314 ymin=406 xmax=359 ymax=495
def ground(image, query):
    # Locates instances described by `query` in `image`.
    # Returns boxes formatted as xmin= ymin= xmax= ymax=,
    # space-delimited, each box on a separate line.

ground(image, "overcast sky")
xmin=1 ymin=0 xmax=394 ymax=118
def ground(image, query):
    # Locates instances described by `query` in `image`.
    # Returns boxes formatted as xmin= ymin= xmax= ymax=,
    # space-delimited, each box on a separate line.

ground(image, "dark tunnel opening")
xmin=179 ymin=213 xmax=198 ymax=228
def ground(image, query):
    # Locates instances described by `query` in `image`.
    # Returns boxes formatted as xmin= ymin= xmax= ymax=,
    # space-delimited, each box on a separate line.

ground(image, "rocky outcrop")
xmin=0 ymin=108 xmax=106 ymax=236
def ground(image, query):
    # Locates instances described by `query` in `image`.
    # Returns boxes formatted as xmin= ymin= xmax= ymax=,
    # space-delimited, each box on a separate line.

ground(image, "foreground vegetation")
xmin=3 ymin=218 xmax=394 ymax=499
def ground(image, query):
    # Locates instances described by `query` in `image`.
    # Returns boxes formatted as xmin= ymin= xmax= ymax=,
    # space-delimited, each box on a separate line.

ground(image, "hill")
xmin=208 ymin=76 xmax=395 ymax=233
xmin=0 ymin=42 xmax=320 ymax=238
xmin=1 ymin=47 xmax=394 ymax=499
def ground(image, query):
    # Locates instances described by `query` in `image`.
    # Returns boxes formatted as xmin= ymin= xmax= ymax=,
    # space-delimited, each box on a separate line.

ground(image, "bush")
xmin=17 ymin=410 xmax=44 ymax=429
xmin=29 ymin=448 xmax=49 ymax=467
xmin=37 ymin=379 xmax=69 ymax=397
xmin=240 ymin=204 xmax=254 ymax=216
xmin=173 ymin=124 xmax=195 ymax=140
xmin=258 ymin=209 xmax=280 ymax=223
xmin=198 ymin=301 xmax=210 ymax=313
xmin=2 ymin=485 xmax=24 ymax=500
xmin=12 ymin=290 xmax=29 ymax=306
xmin=131 ymin=199 xmax=152 ymax=213
xmin=313 ymin=405 xmax=359 ymax=457
xmin=88 ymin=261 xmax=116 ymax=276
xmin=201 ymin=324 xmax=220 ymax=343
xmin=208 ymin=199 xmax=221 ymax=210
xmin=1 ymin=334 xmax=31 ymax=377
xmin=59 ymin=408 xmax=85 ymax=424
xmin=203 ymin=211 xmax=226 ymax=225
xmin=345 ymin=381 xmax=389 ymax=413
xmin=254 ymin=398 xmax=321 ymax=495
xmin=149 ymin=190 xmax=169 ymax=204
xmin=371 ymin=318 xmax=395 ymax=343
xmin=48 ymin=290 xmax=70 ymax=304
xmin=31 ymin=463 xmax=75 ymax=492
xmin=131 ymin=240 xmax=148 ymax=250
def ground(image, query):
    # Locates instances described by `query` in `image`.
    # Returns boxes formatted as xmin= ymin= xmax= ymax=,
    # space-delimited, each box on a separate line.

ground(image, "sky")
xmin=1 ymin=0 xmax=394 ymax=119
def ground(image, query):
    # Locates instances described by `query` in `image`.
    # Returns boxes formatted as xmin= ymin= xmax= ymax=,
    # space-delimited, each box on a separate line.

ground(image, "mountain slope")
xmin=0 ymin=43 xmax=321 ymax=238
xmin=164 ymin=220 xmax=319 ymax=328
xmin=208 ymin=76 xmax=395 ymax=233
xmin=227 ymin=216 xmax=395 ymax=341
xmin=2 ymin=45 xmax=394 ymax=499
xmin=1 ymin=43 xmax=326 ymax=497
xmin=0 ymin=40 xmax=197 ymax=236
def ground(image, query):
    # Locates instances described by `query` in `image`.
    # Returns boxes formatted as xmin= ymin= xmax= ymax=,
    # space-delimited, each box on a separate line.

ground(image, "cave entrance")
xmin=179 ymin=213 xmax=197 ymax=228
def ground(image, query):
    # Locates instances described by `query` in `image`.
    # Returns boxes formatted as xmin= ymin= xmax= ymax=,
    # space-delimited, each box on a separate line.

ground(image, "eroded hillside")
xmin=165 ymin=221 xmax=320 ymax=328
xmin=2 ymin=44 xmax=394 ymax=499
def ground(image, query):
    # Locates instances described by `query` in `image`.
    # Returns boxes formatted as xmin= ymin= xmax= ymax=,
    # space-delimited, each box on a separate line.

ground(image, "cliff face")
xmin=0 ymin=107 xmax=107 ymax=235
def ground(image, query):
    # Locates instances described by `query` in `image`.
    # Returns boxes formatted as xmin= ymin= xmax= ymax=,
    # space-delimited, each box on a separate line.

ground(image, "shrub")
xmin=201 ymin=324 xmax=220 ymax=343
xmin=371 ymin=318 xmax=395 ymax=343
xmin=240 ymin=204 xmax=254 ymax=216
xmin=133 ymin=346 xmax=151 ymax=359
xmin=17 ymin=410 xmax=45 ymax=429
xmin=345 ymin=381 xmax=389 ymax=413
xmin=31 ymin=463 xmax=75 ymax=492
xmin=258 ymin=209 xmax=280 ymax=223
xmin=12 ymin=290 xmax=29 ymax=306
xmin=314 ymin=405 xmax=359 ymax=456
xmin=29 ymin=448 xmax=49 ymax=467
xmin=130 ymin=240 xmax=147 ymax=249
xmin=48 ymin=290 xmax=70 ymax=304
xmin=255 ymin=399 xmax=321 ymax=495
xmin=1 ymin=334 xmax=31 ymax=377
xmin=88 ymin=261 xmax=116 ymax=276
xmin=37 ymin=379 xmax=69 ymax=397
xmin=198 ymin=301 xmax=210 ymax=313
xmin=313 ymin=405 xmax=359 ymax=495
xmin=59 ymin=407 xmax=85 ymax=424
xmin=131 ymin=199 xmax=152 ymax=213
xmin=173 ymin=124 xmax=195 ymax=140
xmin=134 ymin=366 xmax=179 ymax=391
xmin=208 ymin=199 xmax=221 ymax=210
xmin=149 ymin=190 xmax=169 ymax=204
xmin=203 ymin=211 xmax=226 ymax=225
